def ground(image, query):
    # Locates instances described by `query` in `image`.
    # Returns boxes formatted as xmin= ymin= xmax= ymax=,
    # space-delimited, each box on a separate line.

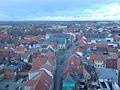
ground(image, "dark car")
xmin=3 ymin=85 xmax=9 ymax=90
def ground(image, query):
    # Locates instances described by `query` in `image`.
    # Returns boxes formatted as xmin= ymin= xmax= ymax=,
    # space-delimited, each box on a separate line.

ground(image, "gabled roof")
xmin=46 ymin=49 xmax=55 ymax=58
xmin=32 ymin=70 xmax=53 ymax=90
xmin=64 ymin=66 xmax=83 ymax=75
xmin=40 ymin=68 xmax=53 ymax=79
xmin=63 ymin=73 xmax=75 ymax=83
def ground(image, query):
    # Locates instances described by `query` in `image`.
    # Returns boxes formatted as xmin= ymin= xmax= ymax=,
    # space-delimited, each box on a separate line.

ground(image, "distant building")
xmin=90 ymin=52 xmax=106 ymax=68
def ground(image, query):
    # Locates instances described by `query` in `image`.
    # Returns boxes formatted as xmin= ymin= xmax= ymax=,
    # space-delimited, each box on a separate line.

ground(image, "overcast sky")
xmin=0 ymin=0 xmax=120 ymax=21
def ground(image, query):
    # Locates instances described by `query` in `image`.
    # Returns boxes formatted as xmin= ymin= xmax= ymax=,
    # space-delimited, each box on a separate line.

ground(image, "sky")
xmin=0 ymin=0 xmax=120 ymax=21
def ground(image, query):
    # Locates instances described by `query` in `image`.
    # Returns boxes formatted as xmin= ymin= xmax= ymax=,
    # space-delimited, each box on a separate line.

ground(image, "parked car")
xmin=3 ymin=85 xmax=9 ymax=90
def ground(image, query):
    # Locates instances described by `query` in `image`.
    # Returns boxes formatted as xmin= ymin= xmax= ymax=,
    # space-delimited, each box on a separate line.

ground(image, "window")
xmin=71 ymin=61 xmax=74 ymax=65
xmin=77 ymin=66 xmax=79 ymax=69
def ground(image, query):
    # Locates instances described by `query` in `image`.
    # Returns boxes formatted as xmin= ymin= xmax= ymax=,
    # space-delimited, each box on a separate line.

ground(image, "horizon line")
xmin=0 ymin=20 xmax=119 ymax=22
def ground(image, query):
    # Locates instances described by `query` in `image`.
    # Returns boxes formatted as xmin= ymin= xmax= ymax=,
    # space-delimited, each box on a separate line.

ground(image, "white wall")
xmin=94 ymin=61 xmax=105 ymax=68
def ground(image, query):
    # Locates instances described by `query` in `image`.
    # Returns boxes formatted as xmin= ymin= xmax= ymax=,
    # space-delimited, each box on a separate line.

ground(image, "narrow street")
xmin=54 ymin=41 xmax=78 ymax=90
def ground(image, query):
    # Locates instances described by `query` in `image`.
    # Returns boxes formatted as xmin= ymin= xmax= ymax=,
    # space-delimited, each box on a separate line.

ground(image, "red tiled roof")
xmin=76 ymin=34 xmax=83 ymax=39
xmin=71 ymin=45 xmax=85 ymax=54
xmin=64 ymin=66 xmax=83 ymax=75
xmin=91 ymin=43 xmax=108 ymax=47
xmin=76 ymin=66 xmax=83 ymax=74
xmin=90 ymin=52 xmax=106 ymax=61
xmin=0 ymin=48 xmax=11 ymax=52
xmin=63 ymin=67 xmax=69 ymax=74
xmin=19 ymin=39 xmax=32 ymax=44
xmin=49 ymin=42 xmax=58 ymax=48
xmin=25 ymin=80 xmax=37 ymax=86
xmin=40 ymin=57 xmax=47 ymax=66
xmin=107 ymin=47 xmax=116 ymax=52
xmin=81 ymin=43 xmax=108 ymax=49
xmin=67 ymin=55 xmax=80 ymax=66
xmin=0 ymin=48 xmax=12 ymax=61
xmin=24 ymin=35 xmax=34 ymax=39
xmin=33 ymin=70 xmax=53 ymax=90
xmin=33 ymin=79 xmax=47 ymax=90
xmin=46 ymin=50 xmax=56 ymax=65
xmin=117 ymin=58 xmax=120 ymax=62
xmin=35 ymin=35 xmax=45 ymax=40
xmin=29 ymin=69 xmax=40 ymax=73
xmin=32 ymin=54 xmax=47 ymax=69
xmin=46 ymin=49 xmax=55 ymax=59
xmin=16 ymin=46 xmax=26 ymax=52
xmin=47 ymin=59 xmax=55 ymax=66
xmin=41 ymin=64 xmax=53 ymax=72
xmin=0 ymin=33 xmax=8 ymax=38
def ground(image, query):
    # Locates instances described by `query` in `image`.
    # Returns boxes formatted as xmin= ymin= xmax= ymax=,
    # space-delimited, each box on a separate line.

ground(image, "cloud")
xmin=0 ymin=0 xmax=119 ymax=20
xmin=23 ymin=3 xmax=120 ymax=21
xmin=81 ymin=3 xmax=120 ymax=20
